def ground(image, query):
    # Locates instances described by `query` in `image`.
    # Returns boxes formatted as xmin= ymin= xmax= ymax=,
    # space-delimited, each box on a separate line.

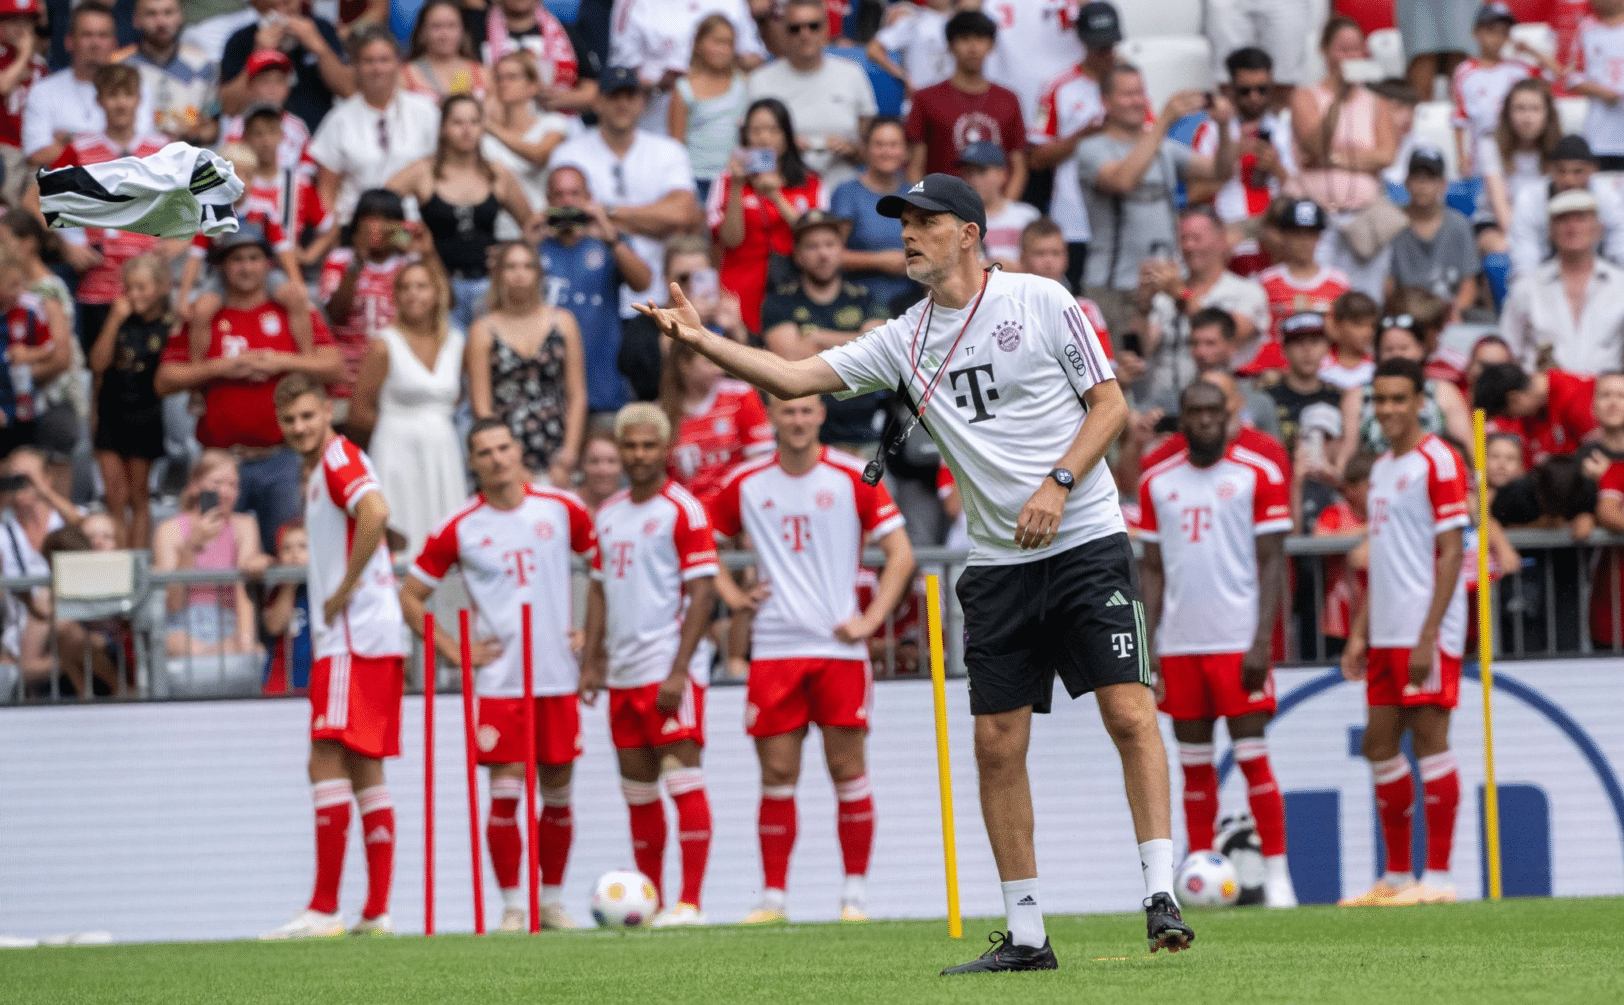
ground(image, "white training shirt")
xmin=984 ymin=0 xmax=1085 ymax=134
xmin=874 ymin=6 xmax=953 ymax=96
xmin=612 ymin=0 xmax=767 ymax=131
xmin=1366 ymin=434 xmax=1470 ymax=655
xmin=708 ymin=449 xmax=905 ymax=661
xmin=305 ymin=436 xmax=407 ymax=661
xmin=1031 ymin=63 xmax=1101 ymax=243
xmin=1574 ymin=16 xmax=1624 ymax=157
xmin=820 ymin=269 xmax=1123 ymax=566
xmin=591 ymin=481 xmax=719 ymax=689
xmin=411 ymin=486 xmax=599 ymax=697
xmin=1138 ymin=443 xmax=1292 ymax=656
xmin=549 ymin=127 xmax=698 ymax=315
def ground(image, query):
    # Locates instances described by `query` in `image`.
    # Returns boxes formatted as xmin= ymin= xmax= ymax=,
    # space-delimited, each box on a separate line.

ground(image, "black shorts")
xmin=956 ymin=533 xmax=1150 ymax=716
xmin=92 ymin=404 xmax=165 ymax=460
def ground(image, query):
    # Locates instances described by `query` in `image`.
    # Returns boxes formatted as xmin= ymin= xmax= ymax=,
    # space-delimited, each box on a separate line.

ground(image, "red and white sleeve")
xmin=855 ymin=476 xmax=905 ymax=538
xmin=673 ymin=501 xmax=719 ymax=580
xmin=1136 ymin=474 xmax=1160 ymax=542
xmin=411 ymin=514 xmax=462 ymax=585
xmin=1252 ymin=462 xmax=1293 ymax=535
xmin=321 ymin=438 xmax=379 ymax=516
xmin=1424 ymin=440 xmax=1470 ymax=533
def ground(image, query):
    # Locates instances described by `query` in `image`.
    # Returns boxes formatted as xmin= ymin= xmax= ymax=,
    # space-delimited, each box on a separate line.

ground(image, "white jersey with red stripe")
xmin=1138 ymin=442 xmax=1292 ymax=655
xmin=305 ymin=435 xmax=406 ymax=661
xmin=1367 ymin=434 xmax=1470 ymax=654
xmin=591 ymin=481 xmax=720 ymax=688
xmin=1032 ymin=63 xmax=1101 ymax=242
xmin=1190 ymin=113 xmax=1296 ymax=224
xmin=708 ymin=449 xmax=905 ymax=661
xmin=411 ymin=486 xmax=599 ymax=697
xmin=1258 ymin=263 xmax=1351 ymax=340
xmin=1451 ymin=57 xmax=1535 ymax=142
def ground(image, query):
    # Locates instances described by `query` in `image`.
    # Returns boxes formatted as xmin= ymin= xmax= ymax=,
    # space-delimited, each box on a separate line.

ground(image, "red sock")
xmin=307 ymin=779 xmax=352 ymax=915
xmin=758 ymin=786 xmax=797 ymax=892
xmin=665 ymin=767 xmax=712 ymax=909
xmin=538 ymin=786 xmax=573 ymax=889
xmin=1178 ymin=742 xmax=1218 ymax=853
xmin=357 ymin=786 xmax=395 ymax=919
xmin=1372 ymin=756 xmax=1415 ymax=876
xmin=833 ymin=775 xmax=875 ymax=879
xmin=621 ymin=778 xmax=667 ymax=899
xmin=1420 ymin=752 xmax=1460 ymax=874
xmin=1234 ymin=738 xmax=1287 ymax=858
xmin=486 ymin=777 xmax=524 ymax=892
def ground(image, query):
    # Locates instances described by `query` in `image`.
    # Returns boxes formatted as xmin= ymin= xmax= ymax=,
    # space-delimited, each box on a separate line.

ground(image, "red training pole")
xmin=458 ymin=610 xmax=487 ymax=935
xmin=423 ymin=611 xmax=436 ymax=938
xmin=521 ymin=603 xmax=541 ymax=935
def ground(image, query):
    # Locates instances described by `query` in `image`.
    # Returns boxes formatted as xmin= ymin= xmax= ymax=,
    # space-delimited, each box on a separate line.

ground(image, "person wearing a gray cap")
xmin=633 ymin=172 xmax=1195 ymax=971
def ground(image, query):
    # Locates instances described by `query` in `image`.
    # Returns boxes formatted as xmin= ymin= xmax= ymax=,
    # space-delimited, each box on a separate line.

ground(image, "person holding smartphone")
xmin=709 ymin=97 xmax=824 ymax=334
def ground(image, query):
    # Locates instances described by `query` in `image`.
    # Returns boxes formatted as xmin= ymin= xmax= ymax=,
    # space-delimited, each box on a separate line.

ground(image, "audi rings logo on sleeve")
xmin=1064 ymin=343 xmax=1088 ymax=375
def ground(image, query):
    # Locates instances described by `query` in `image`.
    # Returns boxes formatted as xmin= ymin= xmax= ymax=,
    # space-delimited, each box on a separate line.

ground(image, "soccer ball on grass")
xmin=1175 ymin=851 xmax=1240 ymax=907
xmin=591 ymin=869 xmax=659 ymax=928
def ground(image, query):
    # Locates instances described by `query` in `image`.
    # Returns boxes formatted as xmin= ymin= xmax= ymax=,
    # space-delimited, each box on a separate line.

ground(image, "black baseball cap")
xmin=1281 ymin=198 xmax=1328 ymax=231
xmin=1475 ymin=2 xmax=1516 ymax=27
xmin=877 ymin=173 xmax=987 ymax=238
xmin=1076 ymin=2 xmax=1123 ymax=48
xmin=1408 ymin=143 xmax=1447 ymax=177
xmin=1553 ymin=133 xmax=1596 ymax=162
xmin=1281 ymin=312 xmax=1328 ymax=342
xmin=599 ymin=65 xmax=641 ymax=95
xmin=956 ymin=140 xmax=1006 ymax=168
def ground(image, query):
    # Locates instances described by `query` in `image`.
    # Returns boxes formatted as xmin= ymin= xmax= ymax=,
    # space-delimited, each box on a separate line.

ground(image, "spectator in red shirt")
xmin=1473 ymin=362 xmax=1598 ymax=465
xmin=154 ymin=224 xmax=344 ymax=554
xmin=0 ymin=248 xmax=69 ymax=460
xmin=319 ymin=188 xmax=424 ymax=407
xmin=659 ymin=339 xmax=772 ymax=505
xmin=904 ymin=9 xmax=1026 ymax=198
xmin=708 ymin=97 xmax=823 ymax=333
xmin=0 ymin=0 xmax=47 ymax=207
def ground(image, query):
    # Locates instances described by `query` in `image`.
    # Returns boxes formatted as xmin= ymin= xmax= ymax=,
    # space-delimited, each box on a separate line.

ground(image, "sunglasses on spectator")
xmin=1381 ymin=314 xmax=1417 ymax=331
xmin=1232 ymin=85 xmax=1270 ymax=96
xmin=673 ymin=273 xmax=694 ymax=286
xmin=785 ymin=20 xmax=823 ymax=34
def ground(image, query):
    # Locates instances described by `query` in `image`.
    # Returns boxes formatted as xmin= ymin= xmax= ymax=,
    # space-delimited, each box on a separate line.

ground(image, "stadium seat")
xmin=1367 ymin=29 xmax=1407 ymax=82
xmin=1557 ymin=96 xmax=1588 ymax=135
xmin=1117 ymin=36 xmax=1215 ymax=110
xmin=1335 ymin=0 xmax=1396 ymax=35
xmin=1511 ymin=21 xmax=1557 ymax=61
xmin=1117 ymin=0 xmax=1203 ymax=40
xmin=1411 ymin=101 xmax=1460 ymax=178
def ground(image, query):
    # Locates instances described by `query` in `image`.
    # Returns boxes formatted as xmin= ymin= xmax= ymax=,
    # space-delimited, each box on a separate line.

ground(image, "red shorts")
xmin=310 ymin=653 xmax=404 ymax=759
xmin=475 ymin=695 xmax=583 ymax=766
xmin=608 ymin=679 xmax=706 ymax=750
xmin=1367 ymin=646 xmax=1461 ymax=709
xmin=745 ymin=658 xmax=870 ymax=738
xmin=1156 ymin=652 xmax=1277 ymax=721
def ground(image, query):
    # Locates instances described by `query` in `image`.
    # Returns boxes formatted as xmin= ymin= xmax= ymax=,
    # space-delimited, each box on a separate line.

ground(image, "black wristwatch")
xmin=1046 ymin=468 xmax=1075 ymax=491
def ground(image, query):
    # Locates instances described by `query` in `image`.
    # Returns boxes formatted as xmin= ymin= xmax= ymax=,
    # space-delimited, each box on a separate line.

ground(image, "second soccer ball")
xmin=590 ymin=870 xmax=660 ymax=928
xmin=1175 ymin=852 xmax=1240 ymax=908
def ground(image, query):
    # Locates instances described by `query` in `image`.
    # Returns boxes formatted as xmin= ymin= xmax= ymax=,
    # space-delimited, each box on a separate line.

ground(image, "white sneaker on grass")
xmin=349 ymin=913 xmax=393 ymax=936
xmin=650 ymin=903 xmax=707 ymax=928
xmin=261 ymin=909 xmax=345 ymax=940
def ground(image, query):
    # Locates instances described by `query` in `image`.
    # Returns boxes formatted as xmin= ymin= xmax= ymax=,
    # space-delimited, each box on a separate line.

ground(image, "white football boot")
xmin=260 ymin=909 xmax=345 ymax=940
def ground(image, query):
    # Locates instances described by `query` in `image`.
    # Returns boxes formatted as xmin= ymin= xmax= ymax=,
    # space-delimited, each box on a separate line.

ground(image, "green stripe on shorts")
xmin=1132 ymin=600 xmax=1150 ymax=687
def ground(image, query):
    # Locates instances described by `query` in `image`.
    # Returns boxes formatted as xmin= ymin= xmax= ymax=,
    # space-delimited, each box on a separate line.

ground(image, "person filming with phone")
xmin=540 ymin=165 xmax=652 ymax=422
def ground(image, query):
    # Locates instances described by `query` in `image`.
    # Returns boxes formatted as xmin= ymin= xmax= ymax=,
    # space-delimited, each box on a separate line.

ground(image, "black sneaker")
xmin=940 ymin=931 xmax=1058 ymax=975
xmin=1145 ymin=893 xmax=1195 ymax=953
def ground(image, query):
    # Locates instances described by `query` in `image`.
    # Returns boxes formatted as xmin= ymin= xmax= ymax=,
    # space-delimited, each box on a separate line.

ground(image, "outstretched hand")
xmin=631 ymin=283 xmax=709 ymax=348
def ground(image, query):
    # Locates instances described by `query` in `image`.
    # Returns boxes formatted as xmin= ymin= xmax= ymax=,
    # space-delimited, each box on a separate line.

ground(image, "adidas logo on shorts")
xmin=1105 ymin=590 xmax=1128 ymax=607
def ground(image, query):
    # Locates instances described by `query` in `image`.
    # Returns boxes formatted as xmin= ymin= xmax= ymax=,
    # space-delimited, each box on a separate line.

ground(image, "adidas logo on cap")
xmin=909 ymin=181 xmax=926 ymax=193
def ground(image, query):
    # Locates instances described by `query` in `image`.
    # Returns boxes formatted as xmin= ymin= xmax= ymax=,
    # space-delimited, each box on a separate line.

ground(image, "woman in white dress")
xmin=349 ymin=260 xmax=468 ymax=556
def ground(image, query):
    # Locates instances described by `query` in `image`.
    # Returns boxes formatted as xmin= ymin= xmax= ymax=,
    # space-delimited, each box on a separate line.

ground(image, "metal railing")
xmin=3 ymin=532 xmax=1620 ymax=705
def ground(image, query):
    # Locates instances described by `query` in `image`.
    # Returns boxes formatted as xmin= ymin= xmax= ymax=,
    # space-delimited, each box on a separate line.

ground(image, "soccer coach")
xmin=633 ymin=175 xmax=1192 ymax=973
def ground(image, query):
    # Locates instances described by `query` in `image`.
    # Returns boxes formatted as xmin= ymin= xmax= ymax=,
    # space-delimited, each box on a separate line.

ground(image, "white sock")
xmin=841 ymin=874 xmax=867 ymax=908
xmin=1422 ymin=869 xmax=1453 ymax=888
xmin=1138 ymin=838 xmax=1175 ymax=902
xmin=1382 ymin=870 xmax=1412 ymax=887
xmin=501 ymin=887 xmax=524 ymax=911
xmin=760 ymin=887 xmax=786 ymax=910
xmin=1000 ymin=878 xmax=1046 ymax=948
xmin=541 ymin=884 xmax=563 ymax=907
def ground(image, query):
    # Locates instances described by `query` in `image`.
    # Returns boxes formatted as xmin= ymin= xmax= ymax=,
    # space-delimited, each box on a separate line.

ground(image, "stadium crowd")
xmin=1 ymin=0 xmax=1624 ymax=703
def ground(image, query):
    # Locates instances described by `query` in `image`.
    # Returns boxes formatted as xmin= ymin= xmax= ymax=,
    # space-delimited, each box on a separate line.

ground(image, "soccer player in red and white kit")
xmin=401 ymin=419 xmax=598 ymax=931
xmin=709 ymin=395 xmax=914 ymax=924
xmin=262 ymin=374 xmax=406 ymax=939
xmin=1339 ymin=358 xmax=1469 ymax=907
xmin=579 ymin=404 xmax=718 ymax=927
xmin=1138 ymin=381 xmax=1297 ymax=908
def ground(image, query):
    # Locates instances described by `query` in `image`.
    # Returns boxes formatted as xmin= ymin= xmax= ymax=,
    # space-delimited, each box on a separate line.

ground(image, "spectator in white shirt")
xmin=549 ymin=66 xmax=702 ymax=316
xmin=1501 ymin=188 xmax=1624 ymax=375
xmin=22 ymin=2 xmax=153 ymax=168
xmin=866 ymin=0 xmax=961 ymax=106
xmin=611 ymin=0 xmax=765 ymax=131
xmin=1508 ymin=134 xmax=1624 ymax=279
xmin=308 ymin=26 xmax=440 ymax=227
xmin=746 ymin=0 xmax=876 ymax=189
xmin=959 ymin=141 xmax=1038 ymax=270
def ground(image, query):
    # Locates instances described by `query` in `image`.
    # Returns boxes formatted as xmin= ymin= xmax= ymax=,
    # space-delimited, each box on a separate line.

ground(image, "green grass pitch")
xmin=4 ymin=899 xmax=1622 ymax=1005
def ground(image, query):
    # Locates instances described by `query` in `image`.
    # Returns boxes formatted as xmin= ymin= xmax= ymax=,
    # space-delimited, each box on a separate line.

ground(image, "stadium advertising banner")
xmin=2 ymin=661 xmax=1621 ymax=942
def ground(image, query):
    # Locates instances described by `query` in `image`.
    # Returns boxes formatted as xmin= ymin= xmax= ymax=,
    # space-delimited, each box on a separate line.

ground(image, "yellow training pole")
xmin=924 ymin=574 xmax=963 ymax=938
xmin=1473 ymin=409 xmax=1503 ymax=901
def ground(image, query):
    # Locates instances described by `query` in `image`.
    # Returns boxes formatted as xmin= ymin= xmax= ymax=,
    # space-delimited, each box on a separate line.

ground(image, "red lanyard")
xmin=907 ymin=268 xmax=993 ymax=411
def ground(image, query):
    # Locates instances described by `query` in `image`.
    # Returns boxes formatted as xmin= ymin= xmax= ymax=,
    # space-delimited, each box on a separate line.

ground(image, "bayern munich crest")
xmin=815 ymin=489 xmax=836 ymax=510
xmin=535 ymin=521 xmax=554 ymax=540
xmin=994 ymin=320 xmax=1022 ymax=352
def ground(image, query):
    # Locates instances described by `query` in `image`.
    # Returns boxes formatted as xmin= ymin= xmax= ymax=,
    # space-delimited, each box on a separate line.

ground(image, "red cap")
xmin=245 ymin=49 xmax=294 ymax=78
xmin=2 ymin=0 xmax=41 ymax=17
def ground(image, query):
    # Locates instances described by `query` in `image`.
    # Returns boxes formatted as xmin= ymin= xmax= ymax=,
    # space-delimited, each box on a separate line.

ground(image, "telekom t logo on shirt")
xmin=782 ymin=515 xmax=811 ymax=552
xmin=609 ymin=541 xmax=635 ymax=578
xmin=502 ymin=548 xmax=538 ymax=585
xmin=1180 ymin=505 xmax=1213 ymax=544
